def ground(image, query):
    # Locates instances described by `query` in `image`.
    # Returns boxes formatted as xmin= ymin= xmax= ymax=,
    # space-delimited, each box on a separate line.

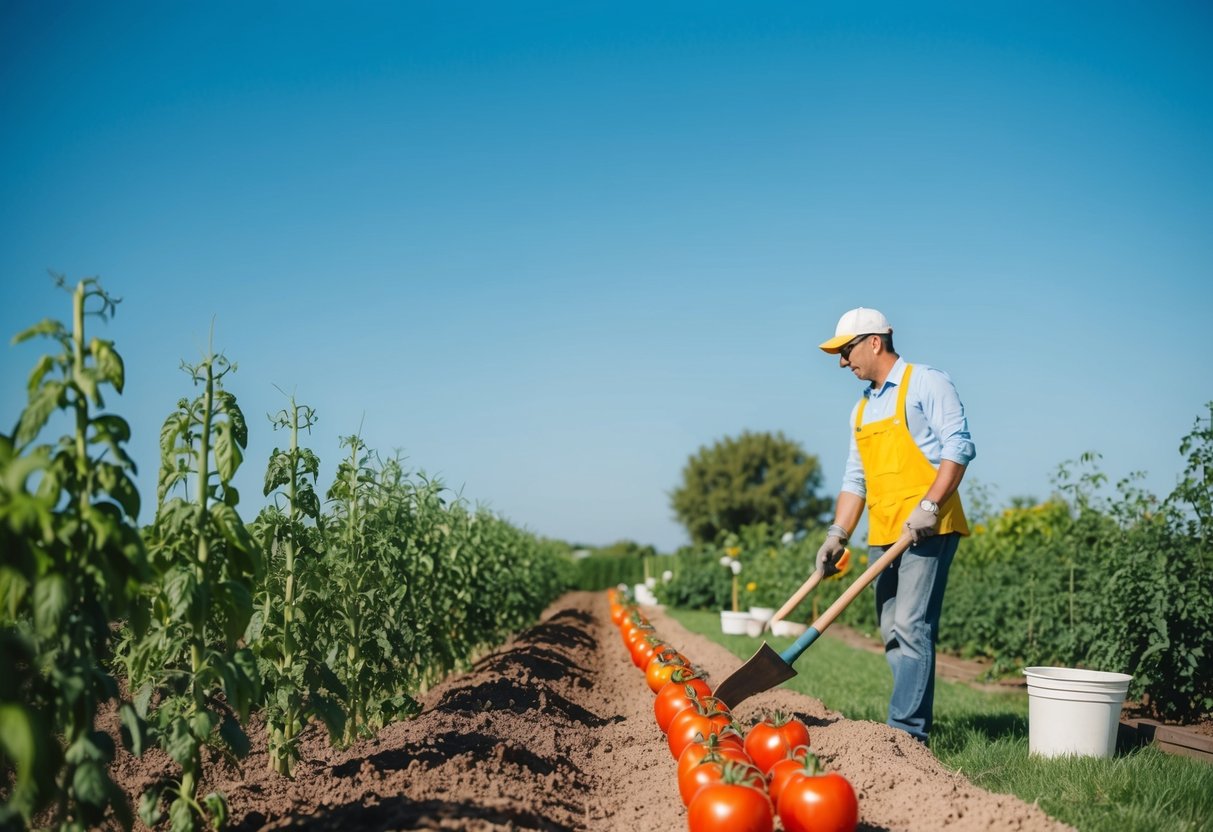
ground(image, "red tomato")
xmin=678 ymin=753 xmax=730 ymax=806
xmin=687 ymin=771 xmax=773 ymax=832
xmin=777 ymin=768 xmax=858 ymax=832
xmin=766 ymin=746 xmax=813 ymax=805
xmin=644 ymin=655 xmax=688 ymax=693
xmin=630 ymin=637 xmax=658 ymax=669
xmin=654 ymin=676 xmax=712 ymax=732
xmin=667 ymin=702 xmax=735 ymax=760
xmin=678 ymin=734 xmax=751 ymax=786
xmin=744 ymin=712 xmax=812 ymax=774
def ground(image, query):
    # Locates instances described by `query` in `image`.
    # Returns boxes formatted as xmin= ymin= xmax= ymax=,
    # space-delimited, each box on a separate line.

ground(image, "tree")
xmin=670 ymin=430 xmax=832 ymax=544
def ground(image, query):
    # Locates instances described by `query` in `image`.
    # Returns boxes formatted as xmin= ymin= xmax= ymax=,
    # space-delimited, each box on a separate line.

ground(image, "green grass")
xmin=669 ymin=608 xmax=1213 ymax=832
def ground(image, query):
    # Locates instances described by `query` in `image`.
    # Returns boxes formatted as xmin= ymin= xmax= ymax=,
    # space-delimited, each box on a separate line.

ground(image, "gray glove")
xmin=905 ymin=504 xmax=940 ymax=544
xmin=815 ymin=525 xmax=849 ymax=576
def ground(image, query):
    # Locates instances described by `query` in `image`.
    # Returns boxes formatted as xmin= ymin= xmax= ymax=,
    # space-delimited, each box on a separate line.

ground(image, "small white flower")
xmin=730 ymin=560 xmax=742 ymax=575
xmin=662 ymin=570 xmax=673 ymax=583
xmin=719 ymin=556 xmax=732 ymax=567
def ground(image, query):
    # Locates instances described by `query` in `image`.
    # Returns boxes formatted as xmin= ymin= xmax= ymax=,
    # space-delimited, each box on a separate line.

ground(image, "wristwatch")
xmin=919 ymin=499 xmax=939 ymax=515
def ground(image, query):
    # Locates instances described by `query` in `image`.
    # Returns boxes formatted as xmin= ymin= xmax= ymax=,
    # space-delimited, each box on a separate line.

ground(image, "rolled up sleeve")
xmin=921 ymin=368 xmax=975 ymax=466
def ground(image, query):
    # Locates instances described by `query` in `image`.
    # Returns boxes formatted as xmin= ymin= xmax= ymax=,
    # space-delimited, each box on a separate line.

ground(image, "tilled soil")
xmin=108 ymin=591 xmax=1070 ymax=831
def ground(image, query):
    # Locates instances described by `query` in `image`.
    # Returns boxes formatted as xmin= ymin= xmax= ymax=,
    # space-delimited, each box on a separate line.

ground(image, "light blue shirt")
xmin=841 ymin=358 xmax=976 ymax=499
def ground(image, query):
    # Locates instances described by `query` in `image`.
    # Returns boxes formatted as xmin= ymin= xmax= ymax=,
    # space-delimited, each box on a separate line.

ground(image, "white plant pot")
xmin=720 ymin=610 xmax=751 ymax=635
xmin=744 ymin=616 xmax=765 ymax=637
xmin=770 ymin=619 xmax=808 ymax=638
xmin=748 ymin=606 xmax=775 ymax=622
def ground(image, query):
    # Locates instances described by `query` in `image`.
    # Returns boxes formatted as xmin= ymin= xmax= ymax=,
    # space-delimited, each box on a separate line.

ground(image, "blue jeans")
xmin=872 ymin=533 xmax=959 ymax=742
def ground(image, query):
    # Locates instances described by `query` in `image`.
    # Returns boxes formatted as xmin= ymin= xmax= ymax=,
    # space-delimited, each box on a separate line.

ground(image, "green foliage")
xmin=570 ymin=539 xmax=658 ymax=590
xmin=122 ymin=342 xmax=262 ymax=831
xmin=249 ymin=394 xmax=344 ymax=776
xmin=669 ymin=430 xmax=832 ymax=545
xmin=941 ymin=410 xmax=1213 ymax=720
xmin=0 ymin=277 xmax=148 ymax=831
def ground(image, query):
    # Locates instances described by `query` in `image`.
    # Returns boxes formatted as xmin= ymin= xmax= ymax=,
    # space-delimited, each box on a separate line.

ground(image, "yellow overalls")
xmin=854 ymin=364 xmax=969 ymax=546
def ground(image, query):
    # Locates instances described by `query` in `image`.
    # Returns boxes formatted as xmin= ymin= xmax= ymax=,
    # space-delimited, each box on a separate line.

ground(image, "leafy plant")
xmin=123 ymin=339 xmax=262 ymax=831
xmin=0 ymin=276 xmax=149 ymax=831
xmin=249 ymin=393 xmax=345 ymax=776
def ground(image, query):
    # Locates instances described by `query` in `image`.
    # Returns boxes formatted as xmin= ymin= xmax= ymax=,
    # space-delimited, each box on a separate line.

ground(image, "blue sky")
xmin=3 ymin=2 xmax=1211 ymax=552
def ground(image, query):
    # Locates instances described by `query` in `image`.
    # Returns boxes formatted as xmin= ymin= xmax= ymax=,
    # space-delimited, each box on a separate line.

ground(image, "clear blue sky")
xmin=3 ymin=2 xmax=1211 ymax=552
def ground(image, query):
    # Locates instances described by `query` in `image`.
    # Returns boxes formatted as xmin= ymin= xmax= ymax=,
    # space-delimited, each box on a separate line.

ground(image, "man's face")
xmin=839 ymin=334 xmax=877 ymax=381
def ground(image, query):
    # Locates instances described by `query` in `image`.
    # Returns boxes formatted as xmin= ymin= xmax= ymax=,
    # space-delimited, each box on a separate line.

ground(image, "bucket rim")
xmin=1022 ymin=666 xmax=1132 ymax=685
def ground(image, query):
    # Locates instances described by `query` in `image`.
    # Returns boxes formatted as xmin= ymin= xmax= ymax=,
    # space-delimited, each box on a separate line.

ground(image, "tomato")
xmin=654 ymin=675 xmax=712 ymax=732
xmin=630 ymin=637 xmax=658 ymax=669
xmin=667 ymin=701 xmax=735 ymax=760
xmin=766 ymin=745 xmax=813 ymax=806
xmin=609 ymin=600 xmax=627 ymax=626
xmin=744 ymin=712 xmax=811 ymax=774
xmin=678 ymin=752 xmax=730 ymax=806
xmin=677 ymin=733 xmax=751 ymax=787
xmin=644 ymin=654 xmax=689 ymax=693
xmin=686 ymin=768 xmax=773 ymax=832
xmin=777 ymin=759 xmax=858 ymax=832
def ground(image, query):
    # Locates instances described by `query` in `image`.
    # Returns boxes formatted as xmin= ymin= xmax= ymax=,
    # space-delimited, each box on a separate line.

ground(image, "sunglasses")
xmin=839 ymin=334 xmax=874 ymax=361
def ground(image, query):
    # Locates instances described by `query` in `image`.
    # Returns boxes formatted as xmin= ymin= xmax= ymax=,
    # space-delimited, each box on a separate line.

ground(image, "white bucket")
xmin=770 ymin=619 xmax=807 ymax=638
xmin=749 ymin=606 xmax=775 ymax=622
xmin=1023 ymin=666 xmax=1133 ymax=758
xmin=720 ymin=610 xmax=751 ymax=635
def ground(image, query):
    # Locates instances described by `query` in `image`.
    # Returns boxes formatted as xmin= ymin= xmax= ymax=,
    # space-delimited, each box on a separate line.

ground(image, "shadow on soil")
xmin=235 ymin=795 xmax=579 ymax=832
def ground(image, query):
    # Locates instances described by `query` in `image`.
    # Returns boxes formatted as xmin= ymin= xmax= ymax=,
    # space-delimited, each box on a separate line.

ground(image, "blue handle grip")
xmin=779 ymin=626 xmax=822 ymax=665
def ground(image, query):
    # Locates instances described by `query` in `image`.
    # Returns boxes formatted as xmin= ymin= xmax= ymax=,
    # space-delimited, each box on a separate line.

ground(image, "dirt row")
xmin=107 ymin=591 xmax=1071 ymax=830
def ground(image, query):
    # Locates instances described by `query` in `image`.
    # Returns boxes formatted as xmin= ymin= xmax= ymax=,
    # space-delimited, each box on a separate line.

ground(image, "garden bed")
xmin=105 ymin=591 xmax=1070 ymax=830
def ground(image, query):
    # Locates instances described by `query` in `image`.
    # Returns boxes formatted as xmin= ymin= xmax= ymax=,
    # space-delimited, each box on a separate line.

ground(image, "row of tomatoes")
xmin=607 ymin=588 xmax=859 ymax=832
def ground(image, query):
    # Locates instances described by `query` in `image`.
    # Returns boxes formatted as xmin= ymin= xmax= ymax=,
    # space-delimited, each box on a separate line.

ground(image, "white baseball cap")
xmin=819 ymin=307 xmax=892 ymax=353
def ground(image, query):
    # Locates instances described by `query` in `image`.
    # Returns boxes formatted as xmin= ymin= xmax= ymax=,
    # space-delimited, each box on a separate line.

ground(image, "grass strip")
xmin=668 ymin=608 xmax=1213 ymax=832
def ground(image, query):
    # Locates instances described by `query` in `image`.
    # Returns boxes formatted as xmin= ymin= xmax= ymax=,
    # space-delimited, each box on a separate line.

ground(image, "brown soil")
xmin=106 ymin=592 xmax=1071 ymax=831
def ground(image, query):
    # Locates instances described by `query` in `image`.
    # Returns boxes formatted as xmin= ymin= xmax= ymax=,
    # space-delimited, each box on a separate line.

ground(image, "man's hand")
xmin=816 ymin=525 xmax=849 ymax=576
xmin=905 ymin=505 xmax=939 ymax=544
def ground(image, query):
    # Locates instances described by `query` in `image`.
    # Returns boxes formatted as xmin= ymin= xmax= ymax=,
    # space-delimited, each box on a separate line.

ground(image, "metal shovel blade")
xmin=712 ymin=642 xmax=797 ymax=708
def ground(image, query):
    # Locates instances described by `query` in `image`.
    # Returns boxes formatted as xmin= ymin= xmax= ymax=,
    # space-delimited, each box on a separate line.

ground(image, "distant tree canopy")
xmin=576 ymin=539 xmax=658 ymax=559
xmin=670 ymin=430 xmax=832 ymax=545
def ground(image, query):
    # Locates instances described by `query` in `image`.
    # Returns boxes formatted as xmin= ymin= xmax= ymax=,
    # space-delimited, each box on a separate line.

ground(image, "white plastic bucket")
xmin=720 ymin=610 xmax=751 ymax=635
xmin=749 ymin=606 xmax=775 ymax=622
xmin=1023 ymin=666 xmax=1133 ymax=758
xmin=770 ymin=619 xmax=807 ymax=638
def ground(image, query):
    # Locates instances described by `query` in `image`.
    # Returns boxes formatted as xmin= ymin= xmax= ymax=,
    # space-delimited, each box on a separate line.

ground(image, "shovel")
xmin=713 ymin=532 xmax=913 ymax=708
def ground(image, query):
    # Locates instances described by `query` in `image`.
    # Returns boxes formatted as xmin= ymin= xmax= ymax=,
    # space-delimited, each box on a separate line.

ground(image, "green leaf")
xmin=213 ymin=421 xmax=243 ymax=483
xmin=202 ymin=791 xmax=228 ymax=830
xmin=120 ymin=702 xmax=148 ymax=756
xmin=90 ymin=337 xmax=125 ymax=393
xmin=169 ymin=795 xmax=194 ymax=832
xmin=0 ymin=702 xmax=54 ymax=820
xmin=71 ymin=759 xmax=109 ymax=806
xmin=218 ymin=715 xmax=250 ymax=758
xmin=166 ymin=717 xmax=196 ymax=767
xmin=15 ymin=380 xmax=64 ymax=447
xmin=216 ymin=392 xmax=247 ymax=448
xmin=209 ymin=503 xmax=259 ymax=574
xmin=138 ymin=784 xmax=164 ymax=827
xmin=191 ymin=710 xmax=218 ymax=740
xmin=12 ymin=317 xmax=64 ymax=344
xmin=25 ymin=353 xmax=56 ymax=396
xmin=32 ymin=573 xmax=69 ymax=639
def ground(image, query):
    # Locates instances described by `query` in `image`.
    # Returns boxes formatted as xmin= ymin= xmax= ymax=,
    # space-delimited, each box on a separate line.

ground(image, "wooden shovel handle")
xmin=765 ymin=570 xmax=824 ymax=630
xmin=808 ymin=533 xmax=914 ymax=635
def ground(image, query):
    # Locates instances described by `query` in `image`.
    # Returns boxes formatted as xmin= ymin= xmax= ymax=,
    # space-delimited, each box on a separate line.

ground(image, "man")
xmin=816 ymin=307 xmax=974 ymax=743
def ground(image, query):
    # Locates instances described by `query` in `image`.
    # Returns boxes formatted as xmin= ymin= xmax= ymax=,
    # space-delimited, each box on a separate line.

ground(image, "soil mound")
xmin=106 ymin=591 xmax=1069 ymax=830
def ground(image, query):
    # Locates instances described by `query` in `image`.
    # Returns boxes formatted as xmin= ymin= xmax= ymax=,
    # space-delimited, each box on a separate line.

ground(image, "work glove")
xmin=815 ymin=525 xmax=849 ymax=576
xmin=905 ymin=505 xmax=940 ymax=545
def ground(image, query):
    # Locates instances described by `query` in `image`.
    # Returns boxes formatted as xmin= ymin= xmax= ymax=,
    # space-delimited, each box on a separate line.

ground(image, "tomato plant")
xmin=744 ymin=711 xmax=811 ymax=773
xmin=0 ymin=277 xmax=149 ymax=830
xmin=687 ymin=763 xmax=773 ymax=832
xmin=776 ymin=752 xmax=858 ymax=832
